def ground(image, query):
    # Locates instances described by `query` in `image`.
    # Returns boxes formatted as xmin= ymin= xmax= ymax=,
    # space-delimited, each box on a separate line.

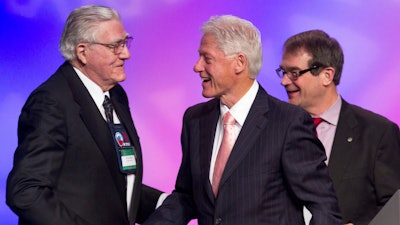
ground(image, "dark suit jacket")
xmin=328 ymin=99 xmax=400 ymax=225
xmin=6 ymin=62 xmax=161 ymax=225
xmin=144 ymin=85 xmax=342 ymax=225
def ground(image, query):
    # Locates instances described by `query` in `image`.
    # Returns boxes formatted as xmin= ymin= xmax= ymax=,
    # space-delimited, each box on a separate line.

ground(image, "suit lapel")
xmin=328 ymin=100 xmax=360 ymax=187
xmin=199 ymin=100 xmax=220 ymax=201
xmin=60 ymin=62 xmax=126 ymax=204
xmin=109 ymin=88 xmax=143 ymax=222
xmin=219 ymin=87 xmax=270 ymax=189
xmin=109 ymin=89 xmax=143 ymax=177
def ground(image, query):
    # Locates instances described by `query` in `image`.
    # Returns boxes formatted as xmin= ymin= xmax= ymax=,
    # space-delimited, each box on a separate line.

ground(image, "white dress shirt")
xmin=73 ymin=67 xmax=135 ymax=213
xmin=209 ymin=80 xmax=259 ymax=183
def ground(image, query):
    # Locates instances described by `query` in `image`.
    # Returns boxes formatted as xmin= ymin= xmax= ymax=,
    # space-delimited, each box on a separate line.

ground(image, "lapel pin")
xmin=347 ymin=137 xmax=353 ymax=143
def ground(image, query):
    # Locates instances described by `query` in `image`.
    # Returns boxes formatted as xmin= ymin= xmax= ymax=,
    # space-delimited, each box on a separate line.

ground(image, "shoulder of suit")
xmin=266 ymin=93 xmax=310 ymax=116
xmin=344 ymin=101 xmax=397 ymax=127
xmin=185 ymin=98 xmax=218 ymax=118
xmin=29 ymin=64 xmax=72 ymax=98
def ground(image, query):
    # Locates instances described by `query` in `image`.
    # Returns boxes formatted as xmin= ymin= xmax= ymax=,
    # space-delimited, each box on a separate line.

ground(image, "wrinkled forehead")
xmin=94 ymin=20 xmax=127 ymax=41
xmin=199 ymin=33 xmax=227 ymax=56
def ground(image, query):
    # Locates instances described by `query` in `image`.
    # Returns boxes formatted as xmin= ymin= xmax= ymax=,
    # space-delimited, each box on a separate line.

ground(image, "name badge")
xmin=112 ymin=124 xmax=137 ymax=174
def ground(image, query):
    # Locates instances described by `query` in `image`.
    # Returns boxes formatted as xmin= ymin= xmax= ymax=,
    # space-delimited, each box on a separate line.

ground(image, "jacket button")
xmin=215 ymin=218 xmax=222 ymax=224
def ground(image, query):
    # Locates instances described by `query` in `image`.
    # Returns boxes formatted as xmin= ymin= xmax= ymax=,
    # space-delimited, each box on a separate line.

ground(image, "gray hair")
xmin=201 ymin=15 xmax=262 ymax=78
xmin=59 ymin=5 xmax=121 ymax=60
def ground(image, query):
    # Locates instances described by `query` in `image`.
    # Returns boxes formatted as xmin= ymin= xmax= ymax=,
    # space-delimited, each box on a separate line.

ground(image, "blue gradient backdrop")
xmin=1 ymin=0 xmax=399 ymax=224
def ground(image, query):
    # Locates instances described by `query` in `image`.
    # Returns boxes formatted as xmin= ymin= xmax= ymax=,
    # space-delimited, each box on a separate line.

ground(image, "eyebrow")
xmin=111 ymin=34 xmax=130 ymax=43
xmin=280 ymin=65 xmax=302 ymax=71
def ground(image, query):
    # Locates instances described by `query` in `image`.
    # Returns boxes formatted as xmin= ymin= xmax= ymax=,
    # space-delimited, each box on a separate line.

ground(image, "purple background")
xmin=1 ymin=0 xmax=399 ymax=224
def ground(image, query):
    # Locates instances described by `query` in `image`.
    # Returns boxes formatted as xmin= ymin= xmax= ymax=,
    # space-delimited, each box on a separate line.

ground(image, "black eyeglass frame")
xmin=276 ymin=65 xmax=321 ymax=81
xmin=89 ymin=36 xmax=133 ymax=55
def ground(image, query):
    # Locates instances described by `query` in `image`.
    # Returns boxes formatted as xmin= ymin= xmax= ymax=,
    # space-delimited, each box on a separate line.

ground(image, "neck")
xmin=308 ymin=92 xmax=339 ymax=116
xmin=220 ymin=79 xmax=254 ymax=108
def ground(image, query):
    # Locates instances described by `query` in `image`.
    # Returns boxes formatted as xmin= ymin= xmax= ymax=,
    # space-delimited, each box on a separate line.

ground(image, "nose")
xmin=119 ymin=45 xmax=131 ymax=59
xmin=193 ymin=57 xmax=203 ymax=73
xmin=280 ymin=73 xmax=292 ymax=86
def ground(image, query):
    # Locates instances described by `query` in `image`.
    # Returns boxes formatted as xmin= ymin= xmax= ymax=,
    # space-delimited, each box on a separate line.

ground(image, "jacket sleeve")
xmin=282 ymin=111 xmax=342 ymax=225
xmin=136 ymin=184 xmax=164 ymax=223
xmin=374 ymin=122 xmax=400 ymax=208
xmin=6 ymin=91 xmax=90 ymax=225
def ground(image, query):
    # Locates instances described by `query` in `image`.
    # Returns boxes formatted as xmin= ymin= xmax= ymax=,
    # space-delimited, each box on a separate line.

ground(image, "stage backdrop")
xmin=1 ymin=0 xmax=399 ymax=224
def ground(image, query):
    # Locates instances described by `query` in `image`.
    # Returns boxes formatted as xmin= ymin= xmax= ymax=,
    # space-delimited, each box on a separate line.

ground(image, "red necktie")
xmin=212 ymin=111 xmax=236 ymax=196
xmin=313 ymin=117 xmax=323 ymax=137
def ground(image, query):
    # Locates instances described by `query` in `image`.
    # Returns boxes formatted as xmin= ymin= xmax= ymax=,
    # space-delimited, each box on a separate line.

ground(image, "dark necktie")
xmin=313 ymin=117 xmax=323 ymax=137
xmin=103 ymin=95 xmax=114 ymax=124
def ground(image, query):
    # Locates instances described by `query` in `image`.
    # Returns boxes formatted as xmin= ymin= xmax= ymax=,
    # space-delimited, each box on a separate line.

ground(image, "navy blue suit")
xmin=144 ymin=85 xmax=342 ymax=225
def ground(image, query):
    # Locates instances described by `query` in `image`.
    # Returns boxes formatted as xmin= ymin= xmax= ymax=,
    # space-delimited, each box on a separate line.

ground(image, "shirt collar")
xmin=220 ymin=80 xmax=259 ymax=126
xmin=73 ymin=67 xmax=108 ymax=109
xmin=319 ymin=95 xmax=342 ymax=126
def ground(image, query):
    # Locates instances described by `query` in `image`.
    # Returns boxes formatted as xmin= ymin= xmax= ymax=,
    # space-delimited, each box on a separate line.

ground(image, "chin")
xmin=114 ymin=73 xmax=127 ymax=82
xmin=202 ymin=91 xmax=214 ymax=99
xmin=288 ymin=99 xmax=298 ymax=106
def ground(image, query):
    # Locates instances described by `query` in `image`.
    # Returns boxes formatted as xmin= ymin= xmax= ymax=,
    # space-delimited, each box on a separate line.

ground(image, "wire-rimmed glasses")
xmin=89 ymin=35 xmax=133 ymax=55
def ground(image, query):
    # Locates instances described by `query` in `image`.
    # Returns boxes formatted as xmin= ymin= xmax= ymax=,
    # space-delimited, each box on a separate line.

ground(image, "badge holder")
xmin=108 ymin=123 xmax=137 ymax=174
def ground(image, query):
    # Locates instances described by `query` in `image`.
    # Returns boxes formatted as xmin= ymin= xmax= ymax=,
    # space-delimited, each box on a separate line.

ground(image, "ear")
xmin=234 ymin=53 xmax=247 ymax=74
xmin=76 ymin=43 xmax=88 ymax=65
xmin=321 ymin=66 xmax=335 ymax=86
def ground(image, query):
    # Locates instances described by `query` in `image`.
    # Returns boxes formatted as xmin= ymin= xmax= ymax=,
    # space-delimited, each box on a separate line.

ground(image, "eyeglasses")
xmin=276 ymin=65 xmax=320 ymax=81
xmin=89 ymin=36 xmax=133 ymax=54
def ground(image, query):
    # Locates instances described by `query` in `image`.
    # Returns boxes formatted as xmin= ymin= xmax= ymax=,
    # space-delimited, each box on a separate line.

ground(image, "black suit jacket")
xmin=144 ymin=85 xmax=342 ymax=225
xmin=6 ymin=62 xmax=161 ymax=225
xmin=328 ymin=99 xmax=400 ymax=225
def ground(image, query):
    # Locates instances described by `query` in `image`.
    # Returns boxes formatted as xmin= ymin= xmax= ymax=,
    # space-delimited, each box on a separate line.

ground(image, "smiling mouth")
xmin=287 ymin=89 xmax=299 ymax=94
xmin=201 ymin=77 xmax=211 ymax=82
xmin=286 ymin=89 xmax=300 ymax=98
